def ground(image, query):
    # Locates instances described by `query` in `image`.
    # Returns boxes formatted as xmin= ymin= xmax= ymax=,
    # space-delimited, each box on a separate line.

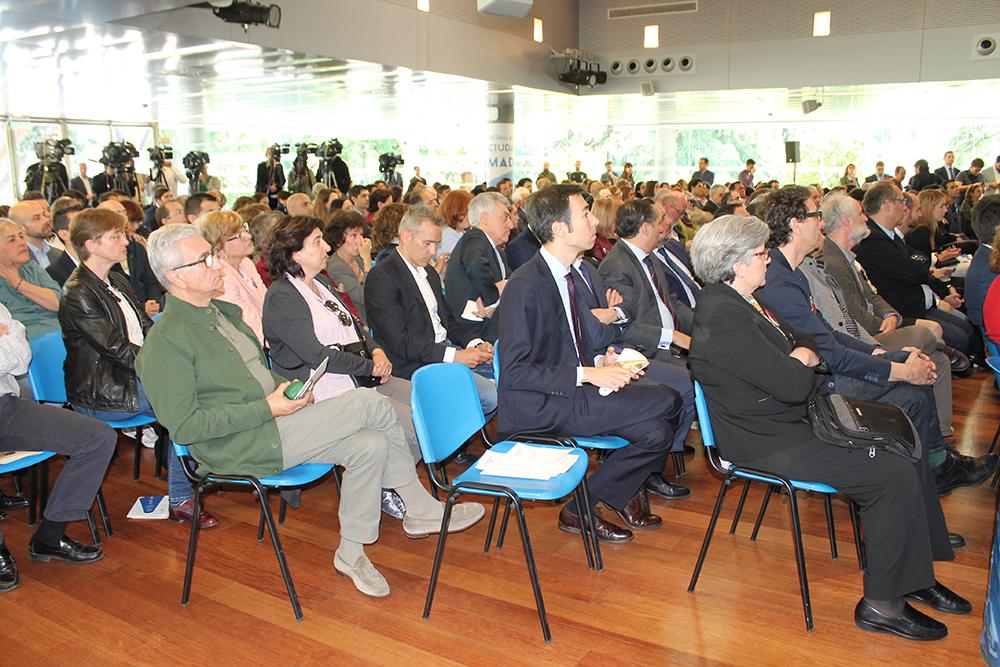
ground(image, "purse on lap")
xmin=807 ymin=393 xmax=921 ymax=462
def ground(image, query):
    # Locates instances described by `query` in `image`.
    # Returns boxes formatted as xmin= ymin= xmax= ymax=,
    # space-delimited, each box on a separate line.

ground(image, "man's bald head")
xmin=9 ymin=200 xmax=53 ymax=240
xmin=98 ymin=199 xmax=128 ymax=218
xmin=654 ymin=190 xmax=688 ymax=224
xmin=286 ymin=193 xmax=312 ymax=217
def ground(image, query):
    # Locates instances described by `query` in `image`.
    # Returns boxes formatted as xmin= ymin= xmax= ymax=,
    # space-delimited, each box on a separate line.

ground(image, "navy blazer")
xmin=756 ymin=248 xmax=890 ymax=385
xmin=572 ymin=260 xmax=627 ymax=354
xmin=964 ymin=244 xmax=998 ymax=329
xmin=854 ymin=219 xmax=945 ymax=319
xmin=444 ymin=226 xmax=509 ymax=341
xmin=497 ymin=253 xmax=592 ymax=435
xmin=506 ymin=228 xmax=541 ymax=272
xmin=364 ymin=248 xmax=477 ymax=379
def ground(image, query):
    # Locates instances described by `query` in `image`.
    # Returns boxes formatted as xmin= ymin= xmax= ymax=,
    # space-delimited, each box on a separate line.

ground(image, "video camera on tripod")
xmin=34 ymin=138 xmax=75 ymax=162
xmin=378 ymin=152 xmax=403 ymax=179
xmin=182 ymin=151 xmax=211 ymax=184
xmin=99 ymin=141 xmax=139 ymax=195
xmin=147 ymin=145 xmax=174 ymax=188
xmin=268 ymin=143 xmax=290 ymax=160
xmin=28 ymin=138 xmax=74 ymax=202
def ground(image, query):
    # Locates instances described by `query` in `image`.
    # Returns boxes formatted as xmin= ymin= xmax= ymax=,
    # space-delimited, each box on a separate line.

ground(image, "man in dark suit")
xmin=46 ymin=197 xmax=84 ymax=286
xmin=650 ymin=196 xmax=701 ymax=308
xmin=934 ymin=151 xmax=960 ymax=183
xmin=908 ymin=159 xmax=942 ymax=192
xmin=690 ymin=157 xmax=715 ymax=186
xmin=255 ymin=147 xmax=286 ymax=210
xmin=444 ymin=192 xmax=514 ymax=343
xmin=364 ymin=205 xmax=496 ymax=416
xmin=854 ymin=182 xmax=972 ymax=353
xmin=964 ymin=195 xmax=1000 ymax=331
xmin=598 ymin=198 xmax=694 ymax=365
xmin=505 ymin=226 xmax=541 ymax=271
xmin=69 ymin=163 xmax=95 ymax=207
xmin=498 ymin=184 xmax=682 ymax=542
xmin=865 ymin=161 xmax=887 ymax=183
xmin=759 ymin=187 xmax=995 ymax=497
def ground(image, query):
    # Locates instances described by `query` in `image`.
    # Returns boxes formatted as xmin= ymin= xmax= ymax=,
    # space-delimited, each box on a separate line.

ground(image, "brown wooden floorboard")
xmin=1 ymin=370 xmax=998 ymax=665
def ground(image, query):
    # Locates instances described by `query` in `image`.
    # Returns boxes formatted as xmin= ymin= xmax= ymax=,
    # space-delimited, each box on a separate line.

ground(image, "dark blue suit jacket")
xmin=505 ymin=228 xmax=541 ymax=272
xmin=654 ymin=239 xmax=700 ymax=308
xmin=498 ymin=253 xmax=592 ymax=435
xmin=756 ymin=248 xmax=890 ymax=385
xmin=964 ymin=244 xmax=998 ymax=329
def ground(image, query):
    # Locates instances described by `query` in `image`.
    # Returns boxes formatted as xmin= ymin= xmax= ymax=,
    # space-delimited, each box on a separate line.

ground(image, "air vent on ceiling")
xmin=608 ymin=1 xmax=697 ymax=20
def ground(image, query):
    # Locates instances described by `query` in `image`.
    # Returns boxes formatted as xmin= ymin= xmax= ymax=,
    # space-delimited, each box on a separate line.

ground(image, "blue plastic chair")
xmin=687 ymin=381 xmax=864 ymax=632
xmin=28 ymin=330 xmax=163 ymax=481
xmin=411 ymin=363 xmax=601 ymax=643
xmin=172 ymin=442 xmax=334 ymax=621
xmin=0 ymin=451 xmax=57 ymax=526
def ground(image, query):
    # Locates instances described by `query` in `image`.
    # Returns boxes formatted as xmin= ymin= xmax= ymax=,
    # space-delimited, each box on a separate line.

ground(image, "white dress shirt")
xmin=620 ymin=239 xmax=675 ymax=347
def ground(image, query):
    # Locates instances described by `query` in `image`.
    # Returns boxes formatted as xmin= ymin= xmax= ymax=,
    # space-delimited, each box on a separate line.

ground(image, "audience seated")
xmin=587 ymin=196 xmax=619 ymax=262
xmin=97 ymin=200 xmax=163 ymax=317
xmin=195 ymin=209 xmax=268 ymax=344
xmin=436 ymin=188 xmax=472 ymax=259
xmin=364 ymin=206 xmax=497 ymax=417
xmin=964 ymin=195 xmax=1000 ymax=331
xmin=9 ymin=199 xmax=62 ymax=270
xmin=136 ymin=223 xmax=484 ymax=598
xmin=45 ymin=197 xmax=85 ymax=286
xmin=0 ymin=218 xmax=61 ymax=340
xmin=184 ymin=192 xmax=221 ymax=225
xmin=689 ymin=214 xmax=967 ymax=641
xmin=371 ymin=203 xmax=408 ymax=264
xmin=324 ymin=210 xmax=372 ymax=322
xmin=0 ymin=302 xmax=117 ymax=591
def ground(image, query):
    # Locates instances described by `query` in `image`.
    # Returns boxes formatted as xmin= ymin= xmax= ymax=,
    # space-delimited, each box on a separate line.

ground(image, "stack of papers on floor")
xmin=127 ymin=495 xmax=169 ymax=519
xmin=474 ymin=443 xmax=576 ymax=480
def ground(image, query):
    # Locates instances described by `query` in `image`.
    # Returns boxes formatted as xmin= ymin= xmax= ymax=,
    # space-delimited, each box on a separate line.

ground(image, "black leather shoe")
xmin=0 ymin=492 xmax=29 ymax=510
xmin=854 ymin=599 xmax=947 ymax=641
xmin=28 ymin=536 xmax=103 ymax=564
xmin=942 ymin=346 xmax=972 ymax=377
xmin=0 ymin=542 xmax=18 ymax=592
xmin=454 ymin=451 xmax=479 ymax=465
xmin=644 ymin=473 xmax=691 ymax=500
xmin=558 ymin=506 xmax=634 ymax=543
xmin=934 ymin=450 xmax=999 ymax=496
xmin=949 ymin=532 xmax=966 ymax=549
xmin=905 ymin=582 xmax=971 ymax=615
xmin=683 ymin=445 xmax=695 ymax=456
xmin=618 ymin=492 xmax=662 ymax=530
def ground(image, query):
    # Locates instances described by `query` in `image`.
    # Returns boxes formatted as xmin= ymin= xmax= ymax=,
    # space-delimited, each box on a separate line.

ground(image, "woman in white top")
xmin=196 ymin=210 xmax=268 ymax=344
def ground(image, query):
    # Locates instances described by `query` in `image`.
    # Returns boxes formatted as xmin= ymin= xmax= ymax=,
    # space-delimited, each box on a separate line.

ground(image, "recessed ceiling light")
xmin=644 ymin=25 xmax=659 ymax=49
xmin=533 ymin=18 xmax=543 ymax=43
xmin=417 ymin=0 xmax=429 ymax=12
xmin=813 ymin=11 xmax=831 ymax=37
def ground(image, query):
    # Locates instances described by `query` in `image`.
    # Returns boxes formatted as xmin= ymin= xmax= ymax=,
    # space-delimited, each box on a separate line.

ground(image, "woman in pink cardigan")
xmin=195 ymin=210 xmax=268 ymax=344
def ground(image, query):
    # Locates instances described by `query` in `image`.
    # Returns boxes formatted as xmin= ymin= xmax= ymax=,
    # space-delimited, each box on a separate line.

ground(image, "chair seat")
xmin=574 ymin=435 xmax=628 ymax=450
xmin=204 ymin=463 xmax=335 ymax=488
xmin=0 ymin=451 xmax=57 ymax=475
xmin=451 ymin=440 xmax=589 ymax=501
xmin=103 ymin=414 xmax=158 ymax=430
xmin=729 ymin=466 xmax=838 ymax=494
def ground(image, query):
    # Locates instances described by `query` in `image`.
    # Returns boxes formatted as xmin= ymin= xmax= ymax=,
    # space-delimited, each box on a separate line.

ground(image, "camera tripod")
xmin=36 ymin=160 xmax=68 ymax=203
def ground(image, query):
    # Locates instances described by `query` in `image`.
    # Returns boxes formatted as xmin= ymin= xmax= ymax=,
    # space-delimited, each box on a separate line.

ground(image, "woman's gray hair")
xmin=147 ymin=223 xmax=204 ymax=289
xmin=690 ymin=215 xmax=770 ymax=284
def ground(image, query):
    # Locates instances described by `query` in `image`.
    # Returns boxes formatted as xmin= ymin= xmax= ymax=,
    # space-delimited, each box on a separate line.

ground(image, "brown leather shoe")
xmin=558 ymin=506 xmax=634 ymax=543
xmin=618 ymin=492 xmax=662 ymax=530
xmin=169 ymin=500 xmax=219 ymax=529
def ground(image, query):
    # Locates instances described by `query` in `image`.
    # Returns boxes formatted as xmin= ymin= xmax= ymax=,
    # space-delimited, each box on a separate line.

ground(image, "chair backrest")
xmin=410 ymin=363 xmax=486 ymax=464
xmin=173 ymin=442 xmax=190 ymax=459
xmin=492 ymin=340 xmax=501 ymax=386
xmin=987 ymin=336 xmax=1000 ymax=361
xmin=692 ymin=381 xmax=716 ymax=449
xmin=27 ymin=331 xmax=67 ymax=404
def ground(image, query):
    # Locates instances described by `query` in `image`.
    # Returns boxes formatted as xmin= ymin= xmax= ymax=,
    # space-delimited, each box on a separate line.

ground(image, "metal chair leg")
xmin=496 ymin=500 xmax=512 ymax=550
xmin=39 ymin=460 xmax=49 ymax=516
xmin=572 ymin=489 xmax=595 ymax=571
xmin=154 ymin=428 xmax=166 ymax=480
xmin=483 ymin=497 xmax=500 ymax=553
xmin=424 ymin=462 xmax=439 ymax=501
xmin=750 ymin=485 xmax=774 ymax=541
xmin=86 ymin=509 xmax=101 ymax=545
xmin=12 ymin=472 xmax=23 ymax=495
xmin=278 ymin=497 xmax=287 ymax=525
xmin=785 ymin=486 xmax=814 ymax=632
xmin=849 ymin=500 xmax=866 ymax=571
xmin=729 ymin=479 xmax=752 ymax=534
xmin=579 ymin=477 xmax=603 ymax=572
xmin=671 ymin=451 xmax=687 ymax=477
xmin=27 ymin=465 xmax=38 ymax=526
xmin=332 ymin=467 xmax=343 ymax=495
xmin=689 ymin=475 xmax=732 ymax=592
xmin=512 ymin=497 xmax=551 ymax=643
xmin=823 ymin=494 xmax=838 ymax=560
xmin=423 ymin=492 xmax=458 ymax=619
xmin=990 ymin=422 xmax=1000 ymax=455
xmin=96 ymin=488 xmax=112 ymax=537
xmin=132 ymin=427 xmax=142 ymax=481
xmin=257 ymin=491 xmax=268 ymax=542
xmin=180 ymin=486 xmax=203 ymax=606
xmin=254 ymin=481 xmax=303 ymax=621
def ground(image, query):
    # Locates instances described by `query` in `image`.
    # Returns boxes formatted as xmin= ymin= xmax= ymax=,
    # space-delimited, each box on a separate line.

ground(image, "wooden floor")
xmin=2 ymin=371 xmax=999 ymax=666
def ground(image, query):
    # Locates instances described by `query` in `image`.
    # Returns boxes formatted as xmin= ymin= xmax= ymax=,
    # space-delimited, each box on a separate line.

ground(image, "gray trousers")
xmin=874 ymin=325 xmax=953 ymax=435
xmin=374 ymin=376 xmax=420 ymax=462
xmin=0 ymin=395 xmax=116 ymax=538
xmin=278 ymin=388 xmax=415 ymax=544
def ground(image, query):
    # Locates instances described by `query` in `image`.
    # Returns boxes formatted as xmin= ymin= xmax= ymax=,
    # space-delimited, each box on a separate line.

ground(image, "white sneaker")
xmin=334 ymin=551 xmax=390 ymax=597
xmin=141 ymin=429 xmax=158 ymax=449
xmin=403 ymin=502 xmax=486 ymax=539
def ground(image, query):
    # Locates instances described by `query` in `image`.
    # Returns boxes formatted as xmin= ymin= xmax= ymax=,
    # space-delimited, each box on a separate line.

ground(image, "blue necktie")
xmin=657 ymin=247 xmax=700 ymax=304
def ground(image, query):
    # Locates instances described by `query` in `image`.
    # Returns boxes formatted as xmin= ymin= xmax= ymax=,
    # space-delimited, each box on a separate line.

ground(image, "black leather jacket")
xmin=59 ymin=262 xmax=152 ymax=412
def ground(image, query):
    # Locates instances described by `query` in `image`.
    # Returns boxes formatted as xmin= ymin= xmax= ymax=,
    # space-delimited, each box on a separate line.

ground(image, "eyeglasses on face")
xmin=323 ymin=299 xmax=353 ymax=326
xmin=803 ymin=210 xmax=823 ymax=220
xmin=751 ymin=249 xmax=771 ymax=261
xmin=171 ymin=251 xmax=216 ymax=271
xmin=226 ymin=223 xmax=251 ymax=242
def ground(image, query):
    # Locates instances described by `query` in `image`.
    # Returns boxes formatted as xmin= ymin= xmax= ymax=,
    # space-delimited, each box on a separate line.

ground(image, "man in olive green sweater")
xmin=137 ymin=224 xmax=483 ymax=598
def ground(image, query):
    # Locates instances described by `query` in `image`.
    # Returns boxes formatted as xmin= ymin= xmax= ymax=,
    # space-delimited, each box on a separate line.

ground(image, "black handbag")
xmin=807 ymin=393 xmax=921 ymax=462
xmin=332 ymin=340 xmax=380 ymax=388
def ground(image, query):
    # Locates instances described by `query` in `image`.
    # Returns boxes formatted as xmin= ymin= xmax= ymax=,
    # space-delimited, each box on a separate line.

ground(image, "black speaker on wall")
xmin=785 ymin=141 xmax=800 ymax=163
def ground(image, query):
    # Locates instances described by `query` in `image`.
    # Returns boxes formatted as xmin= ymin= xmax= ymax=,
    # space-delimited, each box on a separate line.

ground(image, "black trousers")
xmin=643 ymin=358 xmax=695 ymax=452
xmin=0 ymin=395 xmax=116 ymax=542
xmin=925 ymin=307 xmax=975 ymax=354
xmin=746 ymin=435 xmax=951 ymax=601
xmin=555 ymin=379 xmax=680 ymax=510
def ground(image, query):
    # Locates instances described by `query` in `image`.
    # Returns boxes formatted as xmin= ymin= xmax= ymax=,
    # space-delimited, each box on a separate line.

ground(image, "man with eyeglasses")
xmin=444 ymin=192 xmax=515 ymax=344
xmin=761 ymin=186 xmax=996 ymax=500
xmin=137 ymin=224 xmax=483 ymax=598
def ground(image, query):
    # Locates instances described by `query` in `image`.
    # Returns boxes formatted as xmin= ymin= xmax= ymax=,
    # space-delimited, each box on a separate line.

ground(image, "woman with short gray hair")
xmin=687 ymin=215 xmax=963 ymax=641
